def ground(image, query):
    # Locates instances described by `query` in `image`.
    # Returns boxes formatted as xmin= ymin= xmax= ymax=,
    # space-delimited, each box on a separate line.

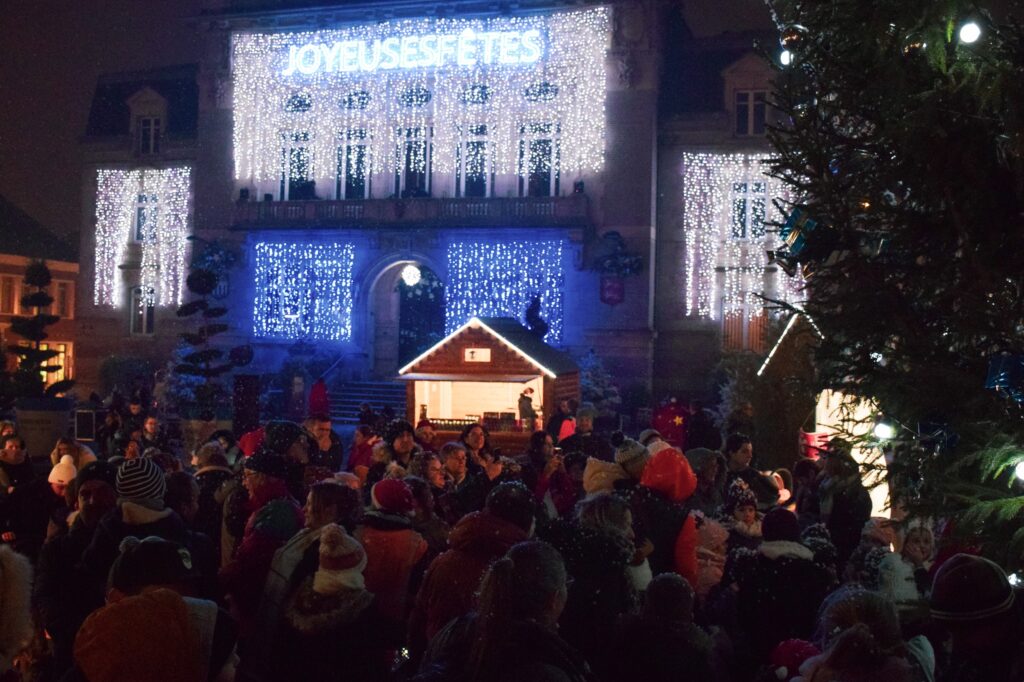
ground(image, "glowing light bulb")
xmin=874 ymin=422 xmax=895 ymax=440
xmin=959 ymin=22 xmax=981 ymax=44
xmin=401 ymin=264 xmax=422 ymax=286
xmin=1015 ymin=461 xmax=1024 ymax=482
xmin=780 ymin=50 xmax=792 ymax=66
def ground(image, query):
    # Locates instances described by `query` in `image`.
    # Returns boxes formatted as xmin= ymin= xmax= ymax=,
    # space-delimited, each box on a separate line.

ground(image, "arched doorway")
xmin=369 ymin=261 xmax=445 ymax=377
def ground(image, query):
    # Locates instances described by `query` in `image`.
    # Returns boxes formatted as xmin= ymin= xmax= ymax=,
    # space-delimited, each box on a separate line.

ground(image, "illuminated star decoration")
xmin=673 ymin=415 xmax=684 ymax=426
xmin=252 ymin=240 xmax=355 ymax=341
xmin=445 ymin=239 xmax=566 ymax=344
xmin=231 ymin=8 xmax=609 ymax=188
xmin=94 ymin=166 xmax=192 ymax=308
xmin=682 ymin=153 xmax=803 ymax=319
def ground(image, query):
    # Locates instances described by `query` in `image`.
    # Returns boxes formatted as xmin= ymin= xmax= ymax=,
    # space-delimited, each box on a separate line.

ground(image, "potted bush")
xmin=172 ymin=264 xmax=252 ymax=453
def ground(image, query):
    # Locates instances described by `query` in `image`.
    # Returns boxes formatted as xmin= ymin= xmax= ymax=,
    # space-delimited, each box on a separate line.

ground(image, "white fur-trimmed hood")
xmin=759 ymin=540 xmax=814 ymax=561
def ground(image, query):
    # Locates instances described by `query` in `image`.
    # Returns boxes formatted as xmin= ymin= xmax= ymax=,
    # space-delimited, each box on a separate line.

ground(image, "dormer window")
xmin=127 ymin=87 xmax=168 ymax=156
xmin=735 ymin=90 xmax=766 ymax=136
xmin=138 ymin=116 xmax=162 ymax=154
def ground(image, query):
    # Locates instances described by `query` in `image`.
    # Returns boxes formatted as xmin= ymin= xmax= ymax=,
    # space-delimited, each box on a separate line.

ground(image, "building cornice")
xmin=197 ymin=0 xmax=608 ymax=31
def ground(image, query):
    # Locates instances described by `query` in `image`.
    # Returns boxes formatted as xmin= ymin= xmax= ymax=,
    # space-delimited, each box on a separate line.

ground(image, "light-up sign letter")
xmin=281 ymin=28 xmax=544 ymax=76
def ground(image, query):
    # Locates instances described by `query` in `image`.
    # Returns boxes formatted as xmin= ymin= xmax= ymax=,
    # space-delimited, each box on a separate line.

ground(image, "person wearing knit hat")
xmin=74 ymin=588 xmax=205 ymax=682
xmin=769 ymin=639 xmax=820 ymax=682
xmin=605 ymin=573 xmax=714 ymax=682
xmin=685 ymin=447 xmax=727 ymax=515
xmin=559 ymin=403 xmax=613 ymax=463
xmin=355 ymin=479 xmax=428 ymax=621
xmin=311 ymin=523 xmax=368 ymax=594
xmin=221 ymin=449 xmax=303 ymax=631
xmin=370 ymin=478 xmax=415 ymax=516
xmin=282 ymin=523 xmax=396 ymax=681
xmin=365 ymin=419 xmax=422 ymax=492
xmin=930 ymin=553 xmax=1024 ymax=681
xmin=638 ymin=428 xmax=662 ymax=447
xmin=931 ymin=553 xmax=1015 ymax=622
xmin=76 ymin=468 xmax=222 ymax=666
xmin=48 ymin=454 xmax=77 ymax=496
xmin=116 ymin=457 xmax=167 ymax=510
xmin=762 ymin=507 xmax=801 ymax=543
xmin=725 ymin=478 xmax=762 ymax=554
xmin=244 ymin=449 xmax=290 ymax=481
xmin=107 ymin=536 xmax=196 ymax=599
xmin=262 ymin=420 xmax=316 ymax=501
xmin=730 ymin=507 xmax=834 ymax=667
xmin=612 ymin=432 xmax=649 ymax=480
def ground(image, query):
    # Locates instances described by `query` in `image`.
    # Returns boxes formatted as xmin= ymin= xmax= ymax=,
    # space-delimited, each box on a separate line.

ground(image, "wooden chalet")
xmin=398 ymin=317 xmax=579 ymax=453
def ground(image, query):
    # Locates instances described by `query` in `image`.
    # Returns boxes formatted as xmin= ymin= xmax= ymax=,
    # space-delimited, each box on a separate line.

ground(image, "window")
xmin=53 ymin=281 xmax=73 ymax=319
xmin=130 ymin=287 xmax=155 ymax=336
xmin=722 ymin=302 xmax=767 ymax=352
xmin=138 ymin=116 xmax=162 ymax=154
xmin=0 ymin=276 xmax=16 ymax=314
xmin=730 ymin=181 xmax=767 ymax=239
xmin=519 ymin=123 xmax=560 ymax=198
xmin=336 ymin=129 xmax=369 ymax=200
xmin=134 ymin=193 xmax=159 ymax=241
xmin=280 ymin=132 xmax=313 ymax=200
xmin=37 ymin=342 xmax=73 ymax=385
xmin=735 ymin=91 xmax=767 ymax=136
xmin=394 ymin=127 xmax=431 ymax=198
xmin=455 ymin=124 xmax=491 ymax=198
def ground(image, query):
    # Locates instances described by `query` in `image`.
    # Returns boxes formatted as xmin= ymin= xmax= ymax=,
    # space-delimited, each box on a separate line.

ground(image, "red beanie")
xmin=371 ymin=478 xmax=414 ymax=515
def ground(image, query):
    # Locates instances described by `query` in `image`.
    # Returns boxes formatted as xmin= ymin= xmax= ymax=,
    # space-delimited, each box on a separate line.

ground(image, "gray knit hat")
xmin=612 ymin=432 xmax=650 ymax=479
xmin=116 ymin=458 xmax=166 ymax=509
xmin=576 ymin=404 xmax=598 ymax=421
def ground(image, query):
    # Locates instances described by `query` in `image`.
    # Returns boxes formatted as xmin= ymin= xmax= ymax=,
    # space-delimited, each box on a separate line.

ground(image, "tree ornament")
xmin=780 ymin=24 xmax=808 ymax=51
xmin=902 ymin=33 xmax=927 ymax=57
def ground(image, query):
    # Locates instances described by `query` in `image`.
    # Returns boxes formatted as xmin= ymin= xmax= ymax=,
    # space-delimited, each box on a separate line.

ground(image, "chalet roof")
xmin=85 ymin=64 xmax=199 ymax=139
xmin=399 ymin=316 xmax=578 ymax=378
xmin=0 ymin=195 xmax=78 ymax=262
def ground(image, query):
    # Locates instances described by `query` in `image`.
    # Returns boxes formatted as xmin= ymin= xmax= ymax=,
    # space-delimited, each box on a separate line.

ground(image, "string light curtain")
xmin=231 ymin=8 xmax=609 ymax=185
xmin=445 ymin=239 xmax=566 ymax=343
xmin=93 ymin=166 xmax=192 ymax=308
xmin=682 ymin=152 xmax=801 ymax=319
xmin=251 ymin=241 xmax=356 ymax=341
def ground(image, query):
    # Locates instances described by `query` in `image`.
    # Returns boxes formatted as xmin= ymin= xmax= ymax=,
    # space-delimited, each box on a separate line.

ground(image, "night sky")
xmin=0 ymin=0 xmax=769 ymax=246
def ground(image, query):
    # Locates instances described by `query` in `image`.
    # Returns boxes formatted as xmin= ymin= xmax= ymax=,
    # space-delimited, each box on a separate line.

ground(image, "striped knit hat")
xmin=116 ymin=458 xmax=167 ymax=510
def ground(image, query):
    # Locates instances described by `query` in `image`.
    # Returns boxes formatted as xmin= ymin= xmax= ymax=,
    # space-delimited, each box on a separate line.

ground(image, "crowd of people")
xmin=1 ymin=398 xmax=1023 ymax=682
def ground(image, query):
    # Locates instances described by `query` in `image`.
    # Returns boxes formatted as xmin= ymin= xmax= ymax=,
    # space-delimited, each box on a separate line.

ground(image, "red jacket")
xmin=408 ymin=511 xmax=529 ymax=653
xmin=639 ymin=449 xmax=699 ymax=589
xmin=355 ymin=512 xmax=428 ymax=622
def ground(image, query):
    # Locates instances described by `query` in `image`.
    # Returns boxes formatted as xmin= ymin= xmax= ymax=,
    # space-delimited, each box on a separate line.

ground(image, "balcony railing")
xmin=231 ymin=194 xmax=589 ymax=230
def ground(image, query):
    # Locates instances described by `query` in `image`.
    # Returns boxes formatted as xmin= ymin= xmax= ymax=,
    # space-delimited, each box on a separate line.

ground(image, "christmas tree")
xmin=578 ymin=349 xmax=622 ymax=415
xmin=765 ymin=1 xmax=1024 ymax=560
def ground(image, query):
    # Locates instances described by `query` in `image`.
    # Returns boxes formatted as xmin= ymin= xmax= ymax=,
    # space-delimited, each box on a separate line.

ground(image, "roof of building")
xmin=399 ymin=316 xmax=579 ymax=377
xmin=0 ymin=195 xmax=78 ymax=263
xmin=85 ymin=63 xmax=199 ymax=139
xmin=660 ymin=25 xmax=775 ymax=117
xmin=203 ymin=0 xmax=595 ymax=18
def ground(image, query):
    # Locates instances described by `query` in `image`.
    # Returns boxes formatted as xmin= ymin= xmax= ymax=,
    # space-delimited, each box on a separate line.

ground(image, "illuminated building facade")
xmin=76 ymin=0 xmax=789 ymax=402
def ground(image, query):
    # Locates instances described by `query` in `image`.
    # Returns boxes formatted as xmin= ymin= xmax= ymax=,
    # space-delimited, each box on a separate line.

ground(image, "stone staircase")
xmin=328 ymin=381 xmax=407 ymax=425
